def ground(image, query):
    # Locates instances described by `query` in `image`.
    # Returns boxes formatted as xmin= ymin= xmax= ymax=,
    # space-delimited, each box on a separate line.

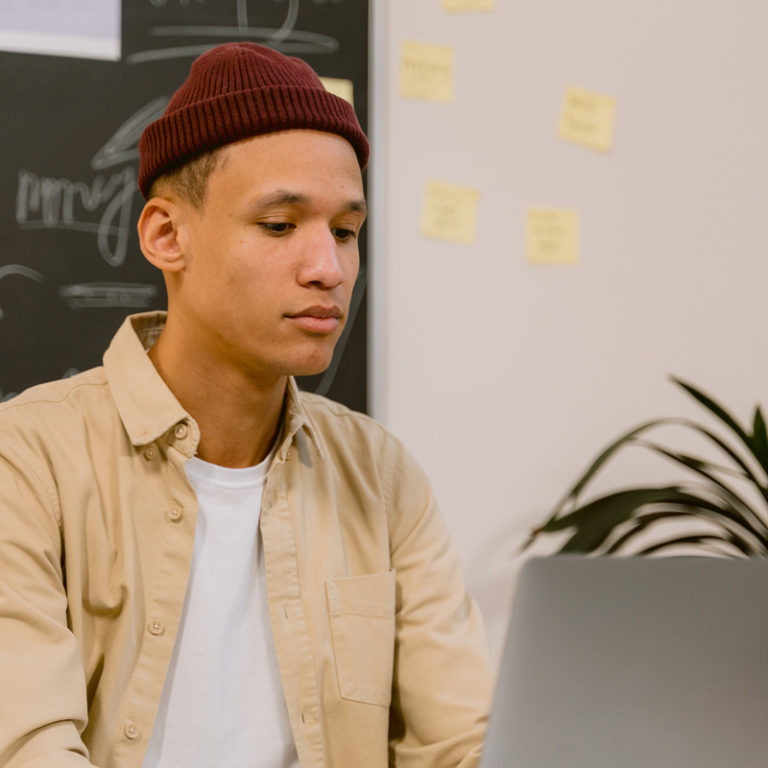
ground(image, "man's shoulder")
xmin=296 ymin=390 xmax=404 ymax=458
xmin=0 ymin=367 xmax=111 ymax=443
xmin=298 ymin=390 xmax=385 ymax=434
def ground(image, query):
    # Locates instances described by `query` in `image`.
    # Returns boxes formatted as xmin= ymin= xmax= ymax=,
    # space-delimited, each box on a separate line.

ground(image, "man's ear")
xmin=137 ymin=197 xmax=188 ymax=273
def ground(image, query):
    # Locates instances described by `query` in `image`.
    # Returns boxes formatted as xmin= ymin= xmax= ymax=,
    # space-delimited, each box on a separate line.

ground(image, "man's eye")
xmin=260 ymin=222 xmax=294 ymax=235
xmin=333 ymin=227 xmax=356 ymax=241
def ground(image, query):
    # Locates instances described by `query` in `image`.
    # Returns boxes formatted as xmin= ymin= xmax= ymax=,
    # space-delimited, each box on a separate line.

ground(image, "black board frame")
xmin=0 ymin=0 xmax=369 ymax=412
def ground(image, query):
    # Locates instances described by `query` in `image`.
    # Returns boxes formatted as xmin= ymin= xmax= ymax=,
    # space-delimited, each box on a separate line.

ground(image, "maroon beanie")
xmin=138 ymin=42 xmax=369 ymax=198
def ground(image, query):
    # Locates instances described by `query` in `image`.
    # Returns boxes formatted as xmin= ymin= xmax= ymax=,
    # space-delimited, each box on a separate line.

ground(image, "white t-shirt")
xmin=141 ymin=452 xmax=299 ymax=768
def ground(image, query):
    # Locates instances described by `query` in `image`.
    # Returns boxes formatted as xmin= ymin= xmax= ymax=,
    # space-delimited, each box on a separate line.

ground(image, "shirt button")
xmin=148 ymin=620 xmax=165 ymax=636
xmin=174 ymin=423 xmax=188 ymax=440
xmin=143 ymin=445 xmax=158 ymax=461
xmin=301 ymin=709 xmax=317 ymax=726
xmin=124 ymin=722 xmax=140 ymax=740
xmin=168 ymin=505 xmax=183 ymax=522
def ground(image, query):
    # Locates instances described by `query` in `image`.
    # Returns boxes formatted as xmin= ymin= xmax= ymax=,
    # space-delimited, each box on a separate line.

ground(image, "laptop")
xmin=480 ymin=556 xmax=768 ymax=768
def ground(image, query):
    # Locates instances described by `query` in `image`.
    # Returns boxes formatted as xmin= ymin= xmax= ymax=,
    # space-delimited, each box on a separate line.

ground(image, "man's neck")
xmin=148 ymin=331 xmax=286 ymax=469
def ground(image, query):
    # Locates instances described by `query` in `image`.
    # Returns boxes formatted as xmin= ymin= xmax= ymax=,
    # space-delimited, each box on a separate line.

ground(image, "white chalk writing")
xmin=129 ymin=0 xmax=340 ymax=63
xmin=59 ymin=282 xmax=159 ymax=310
xmin=0 ymin=265 xmax=45 ymax=320
xmin=15 ymin=167 xmax=136 ymax=268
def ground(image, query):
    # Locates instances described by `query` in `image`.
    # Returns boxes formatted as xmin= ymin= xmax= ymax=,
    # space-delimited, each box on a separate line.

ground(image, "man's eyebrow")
xmin=252 ymin=190 xmax=307 ymax=209
xmin=251 ymin=190 xmax=368 ymax=218
xmin=345 ymin=199 xmax=368 ymax=218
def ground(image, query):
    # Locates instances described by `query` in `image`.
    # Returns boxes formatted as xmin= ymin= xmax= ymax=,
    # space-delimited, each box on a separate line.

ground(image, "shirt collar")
xmin=103 ymin=311 xmax=323 ymax=459
xmin=280 ymin=377 xmax=325 ymax=460
xmin=103 ymin=312 xmax=190 ymax=448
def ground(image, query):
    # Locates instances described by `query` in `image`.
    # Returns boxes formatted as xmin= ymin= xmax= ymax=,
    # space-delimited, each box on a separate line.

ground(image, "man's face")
xmin=170 ymin=129 xmax=366 ymax=384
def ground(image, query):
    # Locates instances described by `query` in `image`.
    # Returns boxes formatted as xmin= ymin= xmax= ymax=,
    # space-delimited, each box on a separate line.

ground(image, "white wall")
xmin=372 ymin=0 xmax=768 ymax=659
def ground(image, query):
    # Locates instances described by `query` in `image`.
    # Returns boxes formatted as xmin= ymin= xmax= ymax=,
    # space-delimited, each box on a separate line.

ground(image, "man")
xmin=0 ymin=43 xmax=492 ymax=768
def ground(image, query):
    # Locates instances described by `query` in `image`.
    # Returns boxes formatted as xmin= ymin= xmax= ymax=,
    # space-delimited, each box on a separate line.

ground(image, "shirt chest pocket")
xmin=325 ymin=570 xmax=396 ymax=708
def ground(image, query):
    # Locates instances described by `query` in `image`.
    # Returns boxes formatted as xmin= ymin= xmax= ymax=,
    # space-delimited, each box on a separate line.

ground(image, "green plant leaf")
xmin=551 ymin=487 xmax=714 ymax=553
xmin=539 ymin=487 xmax=676 ymax=535
xmin=604 ymin=510 xmax=764 ymax=556
xmin=676 ymin=417 xmax=768 ymax=507
xmin=679 ymin=418 xmax=767 ymax=486
xmin=637 ymin=441 xmax=768 ymax=543
xmin=547 ymin=486 xmax=766 ymax=554
xmin=672 ymin=377 xmax=768 ymax=477
xmin=752 ymin=407 xmax=768 ymax=469
xmin=638 ymin=534 xmax=754 ymax=557
xmin=672 ymin=377 xmax=750 ymax=443
xmin=536 ymin=420 xmax=666 ymax=533
xmin=525 ymin=379 xmax=768 ymax=557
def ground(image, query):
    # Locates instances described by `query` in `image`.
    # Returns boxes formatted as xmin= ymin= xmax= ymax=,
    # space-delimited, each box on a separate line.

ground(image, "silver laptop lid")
xmin=481 ymin=556 xmax=768 ymax=768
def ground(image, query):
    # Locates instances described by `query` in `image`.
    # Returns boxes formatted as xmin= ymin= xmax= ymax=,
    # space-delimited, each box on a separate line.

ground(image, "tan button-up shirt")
xmin=0 ymin=312 xmax=492 ymax=768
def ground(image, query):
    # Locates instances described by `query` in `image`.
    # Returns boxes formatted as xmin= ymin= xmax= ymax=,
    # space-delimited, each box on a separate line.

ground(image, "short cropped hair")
xmin=148 ymin=147 xmax=223 ymax=209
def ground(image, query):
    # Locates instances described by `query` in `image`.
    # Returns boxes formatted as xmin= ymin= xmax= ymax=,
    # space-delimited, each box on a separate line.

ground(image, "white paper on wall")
xmin=0 ymin=0 xmax=121 ymax=60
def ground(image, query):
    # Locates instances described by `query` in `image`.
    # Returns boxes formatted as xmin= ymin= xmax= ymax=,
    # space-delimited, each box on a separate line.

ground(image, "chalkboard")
xmin=0 ymin=0 xmax=369 ymax=412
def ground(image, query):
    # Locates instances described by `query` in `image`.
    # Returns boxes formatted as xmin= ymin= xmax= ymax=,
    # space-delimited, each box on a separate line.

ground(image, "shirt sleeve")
xmin=385 ymin=440 xmax=493 ymax=768
xmin=0 ymin=434 xmax=95 ymax=767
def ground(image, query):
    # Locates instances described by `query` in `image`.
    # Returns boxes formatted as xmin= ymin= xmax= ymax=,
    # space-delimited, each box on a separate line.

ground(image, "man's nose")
xmin=298 ymin=226 xmax=345 ymax=288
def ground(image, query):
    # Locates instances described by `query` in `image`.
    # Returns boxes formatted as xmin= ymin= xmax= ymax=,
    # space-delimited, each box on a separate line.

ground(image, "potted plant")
xmin=524 ymin=378 xmax=768 ymax=556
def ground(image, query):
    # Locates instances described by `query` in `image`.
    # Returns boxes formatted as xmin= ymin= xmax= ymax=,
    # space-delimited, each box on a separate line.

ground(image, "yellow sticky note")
xmin=399 ymin=41 xmax=454 ymax=103
xmin=319 ymin=77 xmax=354 ymax=107
xmin=442 ymin=0 xmax=496 ymax=10
xmin=422 ymin=181 xmax=480 ymax=244
xmin=558 ymin=86 xmax=616 ymax=152
xmin=526 ymin=208 xmax=579 ymax=264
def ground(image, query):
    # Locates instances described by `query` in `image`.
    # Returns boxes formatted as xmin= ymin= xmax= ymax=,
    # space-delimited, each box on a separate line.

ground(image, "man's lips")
xmin=285 ymin=305 xmax=343 ymax=333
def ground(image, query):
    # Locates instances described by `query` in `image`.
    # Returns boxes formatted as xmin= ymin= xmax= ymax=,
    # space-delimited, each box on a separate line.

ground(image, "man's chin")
xmin=288 ymin=354 xmax=334 ymax=379
xmin=292 ymin=364 xmax=332 ymax=380
xmin=276 ymin=338 xmax=340 ymax=379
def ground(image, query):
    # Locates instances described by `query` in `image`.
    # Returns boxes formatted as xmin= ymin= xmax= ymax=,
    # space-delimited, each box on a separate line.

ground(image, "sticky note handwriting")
xmin=422 ymin=181 xmax=480 ymax=244
xmin=399 ymin=41 xmax=455 ymax=103
xmin=526 ymin=208 xmax=579 ymax=264
xmin=558 ymin=86 xmax=616 ymax=152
